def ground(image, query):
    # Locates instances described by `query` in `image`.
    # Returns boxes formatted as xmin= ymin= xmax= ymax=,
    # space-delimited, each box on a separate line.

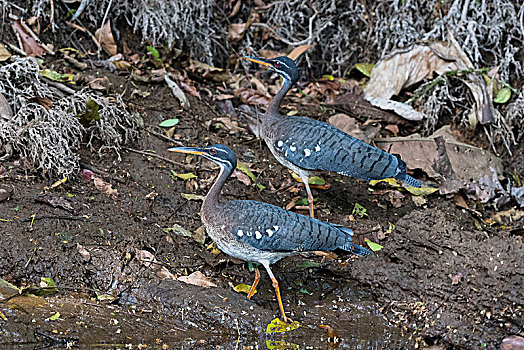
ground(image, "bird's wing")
xmin=272 ymin=117 xmax=401 ymax=180
xmin=223 ymin=200 xmax=352 ymax=253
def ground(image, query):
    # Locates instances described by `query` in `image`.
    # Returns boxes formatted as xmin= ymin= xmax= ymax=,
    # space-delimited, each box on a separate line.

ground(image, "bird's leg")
xmin=247 ymin=267 xmax=260 ymax=299
xmin=299 ymin=174 xmax=315 ymax=218
xmin=262 ymin=262 xmax=292 ymax=323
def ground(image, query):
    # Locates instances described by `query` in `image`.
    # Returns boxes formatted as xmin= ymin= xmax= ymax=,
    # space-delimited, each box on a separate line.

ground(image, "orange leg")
xmin=262 ymin=262 xmax=292 ymax=323
xmin=247 ymin=267 xmax=260 ymax=299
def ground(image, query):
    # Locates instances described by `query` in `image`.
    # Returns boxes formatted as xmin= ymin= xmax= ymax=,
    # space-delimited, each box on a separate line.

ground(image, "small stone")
xmin=501 ymin=335 xmax=524 ymax=350
xmin=0 ymin=188 xmax=9 ymax=202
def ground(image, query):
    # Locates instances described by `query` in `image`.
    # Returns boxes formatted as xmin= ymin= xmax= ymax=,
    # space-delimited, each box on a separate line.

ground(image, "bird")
xmin=242 ymin=55 xmax=422 ymax=218
xmin=169 ymin=143 xmax=371 ymax=323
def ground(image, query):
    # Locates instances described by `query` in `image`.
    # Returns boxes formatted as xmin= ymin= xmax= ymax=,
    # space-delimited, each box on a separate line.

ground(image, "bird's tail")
xmin=395 ymin=172 xmax=423 ymax=188
xmin=393 ymin=154 xmax=422 ymax=188
xmin=343 ymin=243 xmax=372 ymax=256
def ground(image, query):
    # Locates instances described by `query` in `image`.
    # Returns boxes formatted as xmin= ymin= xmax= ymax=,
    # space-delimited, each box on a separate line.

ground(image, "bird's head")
xmin=168 ymin=144 xmax=237 ymax=170
xmin=243 ymin=55 xmax=298 ymax=86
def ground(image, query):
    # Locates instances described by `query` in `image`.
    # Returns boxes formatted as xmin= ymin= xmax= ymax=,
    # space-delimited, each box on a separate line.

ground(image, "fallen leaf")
xmin=364 ymin=35 xmax=495 ymax=124
xmin=234 ymin=87 xmax=271 ymax=106
xmin=79 ymin=169 xmax=94 ymax=181
xmin=93 ymin=176 xmax=117 ymax=195
xmin=228 ymin=23 xmax=249 ymax=44
xmin=494 ymin=87 xmax=511 ymax=104
xmin=328 ymin=113 xmax=366 ymax=140
xmin=374 ymin=125 xmax=503 ymax=189
xmin=135 ymin=249 xmax=176 ymax=280
xmin=40 ymin=69 xmax=74 ymax=83
xmin=266 ymin=317 xmax=301 ymax=334
xmin=88 ymin=76 xmax=109 ymax=91
xmin=172 ymin=172 xmax=196 ymax=180
xmin=266 ymin=340 xmax=300 ymax=350
xmin=76 ymin=243 xmax=91 ymax=262
xmin=181 ymin=193 xmax=205 ymax=201
xmin=177 ymin=271 xmax=217 ymax=288
xmin=351 ymin=63 xmax=374 ymax=77
xmin=159 ymin=118 xmax=179 ymax=128
xmin=0 ymin=310 xmax=7 ymax=321
xmin=0 ymin=43 xmax=12 ymax=61
xmin=46 ymin=312 xmax=60 ymax=321
xmin=232 ymin=169 xmax=251 ymax=186
xmin=287 ymin=45 xmax=313 ymax=60
xmin=236 ymin=162 xmax=265 ymax=189
xmin=451 ymin=272 xmax=463 ymax=285
xmin=233 ymin=283 xmax=256 ymax=295
xmin=364 ymin=238 xmax=383 ymax=251
xmin=95 ymin=21 xmax=117 ymax=56
xmin=12 ymin=20 xmax=46 ymax=56
xmin=165 ymin=75 xmax=189 ymax=108
xmin=36 ymin=195 xmax=76 ymax=213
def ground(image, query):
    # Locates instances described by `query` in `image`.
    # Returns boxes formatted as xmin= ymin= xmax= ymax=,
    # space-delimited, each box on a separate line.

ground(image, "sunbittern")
xmin=243 ymin=55 xmax=422 ymax=218
xmin=169 ymin=144 xmax=371 ymax=322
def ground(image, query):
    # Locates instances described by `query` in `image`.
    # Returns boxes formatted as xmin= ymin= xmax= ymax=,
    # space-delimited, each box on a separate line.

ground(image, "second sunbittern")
xmin=243 ymin=55 xmax=422 ymax=218
xmin=169 ymin=144 xmax=370 ymax=322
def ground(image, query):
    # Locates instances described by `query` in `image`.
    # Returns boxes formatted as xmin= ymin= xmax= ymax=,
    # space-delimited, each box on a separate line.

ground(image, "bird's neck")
xmin=266 ymin=79 xmax=293 ymax=117
xmin=203 ymin=165 xmax=230 ymax=212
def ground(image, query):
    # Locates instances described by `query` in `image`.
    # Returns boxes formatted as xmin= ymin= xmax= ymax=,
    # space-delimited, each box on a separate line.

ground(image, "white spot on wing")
xmin=266 ymin=229 xmax=274 ymax=237
xmin=290 ymin=145 xmax=296 ymax=152
xmin=315 ymin=144 xmax=321 ymax=152
xmin=247 ymin=231 xmax=252 ymax=236
xmin=277 ymin=140 xmax=283 ymax=147
xmin=273 ymin=225 xmax=279 ymax=231
xmin=304 ymin=149 xmax=311 ymax=157
xmin=237 ymin=229 xmax=243 ymax=237
xmin=255 ymin=231 xmax=262 ymax=239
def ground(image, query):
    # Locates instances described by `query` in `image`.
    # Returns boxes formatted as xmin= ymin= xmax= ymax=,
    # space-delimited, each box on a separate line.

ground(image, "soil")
xmin=1 ymin=51 xmax=523 ymax=350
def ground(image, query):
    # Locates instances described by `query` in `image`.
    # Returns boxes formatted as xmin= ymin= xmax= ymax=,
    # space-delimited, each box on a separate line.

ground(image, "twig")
xmin=123 ymin=147 xmax=191 ymax=169
xmin=5 ymin=42 xmax=26 ymax=56
xmin=43 ymin=0 xmax=55 ymax=32
xmin=71 ymin=0 xmax=90 ymax=21
xmin=146 ymin=128 xmax=184 ymax=146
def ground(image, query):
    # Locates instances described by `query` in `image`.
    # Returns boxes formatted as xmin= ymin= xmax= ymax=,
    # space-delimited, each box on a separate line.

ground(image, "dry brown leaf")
xmin=374 ymin=125 xmax=503 ymax=183
xmin=135 ymin=249 xmax=176 ymax=280
xmin=287 ymin=44 xmax=313 ymax=60
xmin=93 ymin=176 xmax=117 ymax=195
xmin=164 ymin=75 xmax=189 ymax=108
xmin=95 ymin=21 xmax=117 ymax=56
xmin=228 ymin=23 xmax=249 ymax=44
xmin=0 ymin=93 xmax=13 ymax=120
xmin=177 ymin=271 xmax=217 ymax=288
xmin=232 ymin=169 xmax=251 ymax=186
xmin=234 ymin=87 xmax=271 ymax=106
xmin=76 ymin=243 xmax=91 ymax=262
xmin=364 ymin=36 xmax=495 ymax=124
xmin=0 ymin=43 xmax=11 ymax=62
xmin=328 ymin=114 xmax=366 ymax=140
xmin=12 ymin=20 xmax=46 ymax=56
xmin=88 ymin=77 xmax=109 ymax=91
xmin=228 ymin=0 xmax=242 ymax=18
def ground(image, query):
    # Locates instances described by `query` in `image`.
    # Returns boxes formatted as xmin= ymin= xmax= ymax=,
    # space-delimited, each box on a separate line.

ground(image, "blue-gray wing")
xmin=223 ymin=200 xmax=354 ymax=253
xmin=272 ymin=116 xmax=402 ymax=180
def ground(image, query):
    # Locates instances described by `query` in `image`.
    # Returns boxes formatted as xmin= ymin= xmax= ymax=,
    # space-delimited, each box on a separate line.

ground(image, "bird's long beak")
xmin=242 ymin=56 xmax=272 ymax=67
xmin=168 ymin=146 xmax=203 ymax=155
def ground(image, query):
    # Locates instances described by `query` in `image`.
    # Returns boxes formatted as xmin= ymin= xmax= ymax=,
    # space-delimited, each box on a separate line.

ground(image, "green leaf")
xmin=494 ymin=87 xmax=511 ymax=104
xmin=159 ymin=118 xmax=179 ymax=128
xmin=352 ymin=63 xmax=374 ymax=77
xmin=40 ymin=69 xmax=74 ymax=83
xmin=352 ymin=203 xmax=368 ymax=217
xmin=181 ymin=193 xmax=205 ymax=201
xmin=233 ymin=283 xmax=255 ymax=295
xmin=296 ymin=260 xmax=320 ymax=269
xmin=77 ymin=99 xmax=100 ymax=127
xmin=237 ymin=162 xmax=266 ymax=189
xmin=0 ymin=278 xmax=20 ymax=292
xmin=364 ymin=238 xmax=383 ymax=252
xmin=308 ymin=176 xmax=326 ymax=185
xmin=171 ymin=170 xmax=196 ymax=180
xmin=266 ymin=340 xmax=300 ymax=350
xmin=296 ymin=198 xmax=309 ymax=206
xmin=47 ymin=312 xmax=60 ymax=321
xmin=299 ymin=288 xmax=313 ymax=295
xmin=266 ymin=317 xmax=301 ymax=334
xmin=146 ymin=46 xmax=160 ymax=59
xmin=322 ymin=75 xmax=334 ymax=81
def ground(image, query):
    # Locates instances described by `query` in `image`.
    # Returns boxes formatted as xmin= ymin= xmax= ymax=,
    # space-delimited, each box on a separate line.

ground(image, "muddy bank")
xmin=352 ymin=206 xmax=523 ymax=349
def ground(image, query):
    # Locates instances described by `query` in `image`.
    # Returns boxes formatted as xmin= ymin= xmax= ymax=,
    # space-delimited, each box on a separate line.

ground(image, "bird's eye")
xmin=209 ymin=148 xmax=216 ymax=155
xmin=274 ymin=61 xmax=280 ymax=67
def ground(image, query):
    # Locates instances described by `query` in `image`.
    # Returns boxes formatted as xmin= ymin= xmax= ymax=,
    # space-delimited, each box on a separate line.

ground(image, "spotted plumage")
xmin=243 ymin=55 xmax=423 ymax=217
xmin=169 ymin=143 xmax=370 ymax=322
